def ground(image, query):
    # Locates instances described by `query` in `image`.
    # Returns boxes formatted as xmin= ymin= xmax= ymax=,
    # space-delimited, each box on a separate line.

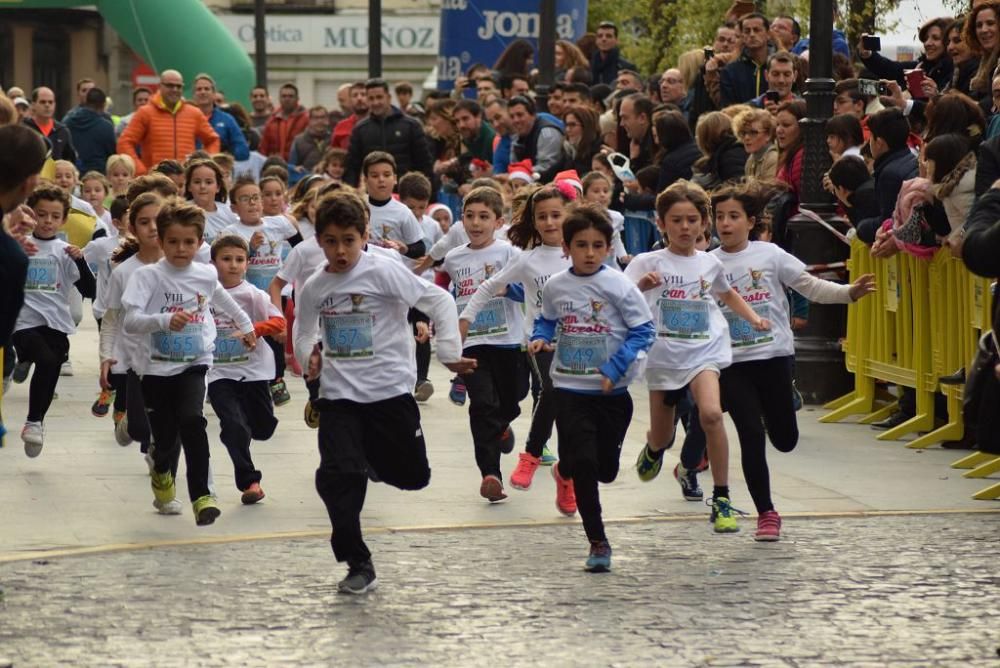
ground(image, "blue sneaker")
xmin=448 ymin=377 xmax=467 ymax=406
xmin=539 ymin=445 xmax=557 ymax=466
xmin=792 ymin=382 xmax=803 ymax=412
xmin=584 ymin=540 xmax=612 ymax=572
xmin=673 ymin=463 xmax=703 ymax=501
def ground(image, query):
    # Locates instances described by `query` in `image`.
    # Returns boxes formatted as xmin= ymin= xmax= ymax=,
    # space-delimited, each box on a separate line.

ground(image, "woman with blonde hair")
xmin=735 ymin=108 xmax=778 ymax=180
xmin=691 ymin=111 xmax=747 ymax=190
xmin=555 ymin=40 xmax=589 ymax=80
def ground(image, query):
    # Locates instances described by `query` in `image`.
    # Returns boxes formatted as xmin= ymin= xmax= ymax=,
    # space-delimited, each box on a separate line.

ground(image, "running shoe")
xmin=539 ymin=444 xmax=557 ymax=466
xmin=635 ymin=444 xmax=664 ymax=482
xmin=12 ymin=361 xmax=31 ymax=384
xmin=584 ymin=540 xmax=612 ymax=573
xmin=414 ymin=379 xmax=434 ymax=402
xmin=338 ymin=562 xmax=378 ymax=595
xmin=241 ymin=482 xmax=266 ymax=505
xmin=499 ymin=426 xmax=515 ymax=454
xmin=270 ymin=379 xmax=291 ymax=407
xmin=91 ymin=389 xmax=114 ymax=418
xmin=791 ymin=381 xmax=803 ymax=412
xmin=150 ymin=469 xmax=176 ymax=505
xmin=552 ymin=463 xmax=577 ymax=516
xmin=673 ymin=463 xmax=703 ymax=501
xmin=448 ymin=377 xmax=467 ymax=406
xmin=21 ymin=421 xmax=44 ymax=458
xmin=193 ymin=495 xmax=221 ymax=526
xmin=60 ymin=361 xmax=74 ymax=376
xmin=153 ymin=498 xmax=183 ymax=515
xmin=509 ymin=452 xmax=541 ymax=490
xmin=754 ymin=510 xmax=781 ymax=542
xmin=708 ymin=496 xmax=746 ymax=534
xmin=304 ymin=400 xmax=320 ymax=429
xmin=479 ymin=474 xmax=507 ymax=503
xmin=114 ymin=412 xmax=133 ymax=447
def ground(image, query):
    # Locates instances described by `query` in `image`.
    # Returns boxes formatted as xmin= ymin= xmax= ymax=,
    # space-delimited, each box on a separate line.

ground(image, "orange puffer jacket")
xmin=117 ymin=93 xmax=220 ymax=174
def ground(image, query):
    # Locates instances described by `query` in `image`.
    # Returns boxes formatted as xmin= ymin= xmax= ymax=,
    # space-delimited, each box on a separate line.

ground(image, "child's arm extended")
xmin=254 ymin=297 xmax=285 ymax=338
xmin=459 ymin=257 xmax=522 ymax=333
xmin=788 ymin=272 xmax=875 ymax=304
xmin=719 ymin=289 xmax=770 ymax=330
xmin=211 ymin=284 xmax=257 ymax=349
xmin=294 ymin=284 xmax=322 ymax=378
xmin=599 ymin=321 xmax=655 ymax=392
xmin=414 ymin=282 xmax=477 ymax=374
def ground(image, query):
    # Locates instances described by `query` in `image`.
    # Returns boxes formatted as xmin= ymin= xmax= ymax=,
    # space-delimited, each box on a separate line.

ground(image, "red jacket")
xmin=330 ymin=114 xmax=359 ymax=150
xmin=117 ymin=93 xmax=220 ymax=175
xmin=259 ymin=105 xmax=309 ymax=160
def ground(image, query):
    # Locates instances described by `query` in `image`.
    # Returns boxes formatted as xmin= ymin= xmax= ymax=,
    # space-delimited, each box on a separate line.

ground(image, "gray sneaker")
xmin=115 ymin=414 xmax=133 ymax=447
xmin=338 ymin=563 xmax=377 ymax=595
xmin=414 ymin=380 xmax=434 ymax=402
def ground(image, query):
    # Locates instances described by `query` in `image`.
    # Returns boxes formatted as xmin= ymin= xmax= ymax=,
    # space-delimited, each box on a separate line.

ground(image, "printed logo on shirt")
xmin=587 ymin=299 xmax=605 ymax=323
xmin=350 ymin=294 xmax=365 ymax=312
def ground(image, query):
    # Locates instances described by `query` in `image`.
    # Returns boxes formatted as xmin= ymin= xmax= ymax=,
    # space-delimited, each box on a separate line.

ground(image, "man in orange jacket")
xmin=117 ymin=69 xmax=220 ymax=175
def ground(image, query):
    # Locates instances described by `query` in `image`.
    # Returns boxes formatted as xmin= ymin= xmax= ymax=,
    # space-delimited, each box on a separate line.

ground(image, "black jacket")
xmin=860 ymin=51 xmax=953 ymax=93
xmin=23 ymin=117 xmax=76 ymax=163
xmin=590 ymin=48 xmax=637 ymax=86
xmin=344 ymin=107 xmax=433 ymax=186
xmin=976 ymin=134 xmax=1000 ymax=198
xmin=622 ymin=138 xmax=701 ymax=211
xmin=720 ymin=48 xmax=771 ymax=107
xmin=63 ymin=107 xmax=116 ymax=174
xmin=843 ymin=179 xmax=879 ymax=228
xmin=691 ymin=135 xmax=747 ymax=191
xmin=0 ymin=223 xmax=28 ymax=349
xmin=856 ymin=147 xmax=918 ymax=243
xmin=962 ymin=187 xmax=1000 ymax=277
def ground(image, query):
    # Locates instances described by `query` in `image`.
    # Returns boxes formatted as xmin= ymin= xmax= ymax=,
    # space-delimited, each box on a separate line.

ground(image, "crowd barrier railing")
xmin=819 ymin=241 xmax=1000 ymax=500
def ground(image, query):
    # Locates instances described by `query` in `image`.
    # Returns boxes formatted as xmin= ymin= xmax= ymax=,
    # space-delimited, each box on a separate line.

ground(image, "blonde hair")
xmin=677 ymin=49 xmax=706 ymax=89
xmin=720 ymin=103 xmax=753 ymax=120
xmin=734 ymin=108 xmax=774 ymax=141
xmin=80 ymin=170 xmax=111 ymax=193
xmin=105 ymin=154 xmax=136 ymax=176
xmin=53 ymin=159 xmax=79 ymax=179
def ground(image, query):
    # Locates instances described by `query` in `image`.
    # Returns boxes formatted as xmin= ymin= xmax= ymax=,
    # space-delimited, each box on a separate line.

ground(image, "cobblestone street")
xmin=2 ymin=513 xmax=998 ymax=666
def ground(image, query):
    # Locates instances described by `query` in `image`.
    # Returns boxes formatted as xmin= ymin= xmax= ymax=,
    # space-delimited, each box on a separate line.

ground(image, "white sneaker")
xmin=114 ymin=414 xmax=133 ymax=447
xmin=153 ymin=498 xmax=183 ymax=515
xmin=21 ymin=421 xmax=44 ymax=457
xmin=60 ymin=361 xmax=74 ymax=376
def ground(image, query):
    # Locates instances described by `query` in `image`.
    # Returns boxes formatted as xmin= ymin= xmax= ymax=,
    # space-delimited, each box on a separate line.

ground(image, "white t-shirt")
xmin=82 ymin=234 xmax=121 ymax=319
xmin=297 ymin=217 xmax=316 ymax=240
xmin=419 ymin=215 xmax=445 ymax=280
xmin=121 ymin=259 xmax=253 ymax=377
xmin=16 ymin=237 xmax=82 ymax=335
xmin=221 ymin=215 xmax=299 ymax=291
xmin=196 ymin=241 xmax=211 ymax=264
xmin=460 ymin=244 xmax=570 ymax=340
xmin=368 ymin=198 xmax=424 ymax=272
xmin=209 ymin=280 xmax=282 ymax=383
xmin=606 ymin=209 xmax=628 ymax=264
xmin=71 ymin=195 xmax=97 ymax=218
xmin=201 ymin=203 xmax=241 ymax=244
xmin=103 ymin=254 xmax=153 ymax=373
xmin=538 ymin=266 xmax=653 ymax=393
xmin=294 ymin=253 xmax=449 ymax=403
xmin=625 ymin=249 xmax=732 ymax=388
xmin=711 ymin=241 xmax=805 ymax=363
xmin=443 ymin=240 xmax=524 ymax=349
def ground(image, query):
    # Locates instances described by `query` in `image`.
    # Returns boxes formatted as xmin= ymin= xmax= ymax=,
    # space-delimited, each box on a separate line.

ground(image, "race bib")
xmin=151 ymin=324 xmax=204 ymax=362
xmin=246 ymin=261 xmax=281 ymax=291
xmin=466 ymin=298 xmax=508 ymax=338
xmin=213 ymin=327 xmax=249 ymax=364
xmin=658 ymin=298 xmax=710 ymax=340
xmin=555 ymin=332 xmax=608 ymax=376
xmin=25 ymin=256 xmax=59 ymax=292
xmin=323 ymin=312 xmax=374 ymax=359
xmin=725 ymin=303 xmax=774 ymax=348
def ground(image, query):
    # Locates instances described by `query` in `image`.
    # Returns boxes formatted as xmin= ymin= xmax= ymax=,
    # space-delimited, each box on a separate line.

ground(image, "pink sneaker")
xmin=479 ymin=474 xmax=507 ymax=503
xmin=510 ymin=452 xmax=541 ymax=490
xmin=754 ymin=509 xmax=781 ymax=542
xmin=552 ymin=462 xmax=577 ymax=516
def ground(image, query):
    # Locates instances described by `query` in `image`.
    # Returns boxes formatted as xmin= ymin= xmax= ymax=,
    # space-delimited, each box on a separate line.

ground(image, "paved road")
xmin=1 ymin=514 xmax=998 ymax=666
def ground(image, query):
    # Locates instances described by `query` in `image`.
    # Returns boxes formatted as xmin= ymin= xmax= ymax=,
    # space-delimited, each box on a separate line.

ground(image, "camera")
xmin=858 ymin=78 xmax=889 ymax=97
xmin=764 ymin=90 xmax=781 ymax=103
xmin=862 ymin=35 xmax=882 ymax=52
xmin=703 ymin=47 xmax=714 ymax=61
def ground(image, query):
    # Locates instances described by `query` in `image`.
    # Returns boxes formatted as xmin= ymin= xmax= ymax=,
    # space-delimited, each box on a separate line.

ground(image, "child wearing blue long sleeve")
xmin=529 ymin=205 xmax=654 ymax=573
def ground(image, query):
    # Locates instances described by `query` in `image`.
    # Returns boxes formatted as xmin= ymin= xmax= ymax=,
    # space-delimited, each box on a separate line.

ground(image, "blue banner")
xmin=437 ymin=0 xmax=589 ymax=90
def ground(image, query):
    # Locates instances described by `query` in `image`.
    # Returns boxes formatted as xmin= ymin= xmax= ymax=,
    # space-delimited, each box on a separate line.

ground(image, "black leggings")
xmin=11 ymin=326 xmax=69 ymax=423
xmin=719 ymin=355 xmax=798 ymax=514
xmin=266 ymin=336 xmax=285 ymax=382
xmin=109 ymin=372 xmax=127 ymax=413
xmin=525 ymin=350 xmax=557 ymax=457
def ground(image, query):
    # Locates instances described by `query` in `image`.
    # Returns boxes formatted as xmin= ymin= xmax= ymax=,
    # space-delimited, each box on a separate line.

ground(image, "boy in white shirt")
xmin=448 ymin=187 xmax=529 ymax=503
xmin=208 ymin=235 xmax=285 ymax=505
xmin=295 ymin=190 xmax=475 ymax=595
xmin=361 ymin=151 xmax=426 ymax=268
xmin=122 ymin=198 xmax=257 ymax=526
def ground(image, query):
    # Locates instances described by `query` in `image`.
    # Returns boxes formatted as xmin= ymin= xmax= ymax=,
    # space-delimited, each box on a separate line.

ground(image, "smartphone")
xmin=703 ymin=47 xmax=714 ymax=61
xmin=862 ymin=35 xmax=882 ymax=52
xmin=878 ymin=81 xmax=890 ymax=96
xmin=858 ymin=78 xmax=879 ymax=97
xmin=765 ymin=90 xmax=780 ymax=103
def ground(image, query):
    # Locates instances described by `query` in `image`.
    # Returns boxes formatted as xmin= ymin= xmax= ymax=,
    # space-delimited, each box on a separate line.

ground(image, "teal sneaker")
xmin=539 ymin=445 xmax=557 ymax=466
xmin=584 ymin=540 xmax=612 ymax=572
xmin=635 ymin=444 xmax=664 ymax=482
xmin=708 ymin=496 xmax=747 ymax=533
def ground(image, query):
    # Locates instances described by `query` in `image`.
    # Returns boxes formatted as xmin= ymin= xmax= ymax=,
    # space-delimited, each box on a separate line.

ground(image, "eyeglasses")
xmin=236 ymin=194 xmax=261 ymax=204
xmin=160 ymin=82 xmax=184 ymax=90
xmin=564 ymin=121 xmax=581 ymax=128
xmin=739 ymin=129 xmax=764 ymax=138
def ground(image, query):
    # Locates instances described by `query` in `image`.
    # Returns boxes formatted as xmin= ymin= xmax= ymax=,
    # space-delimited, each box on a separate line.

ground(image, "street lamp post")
xmin=369 ymin=0 xmax=382 ymax=78
xmin=535 ymin=0 xmax=556 ymax=113
xmin=787 ymin=0 xmax=854 ymax=404
xmin=254 ymin=0 xmax=267 ymax=86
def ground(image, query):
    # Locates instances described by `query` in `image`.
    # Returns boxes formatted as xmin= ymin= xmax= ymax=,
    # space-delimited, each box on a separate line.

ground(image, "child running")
xmin=12 ymin=184 xmax=96 ymax=455
xmin=122 ymin=197 xmax=257 ymax=525
xmin=294 ymin=189 xmax=474 ymax=595
xmin=460 ymin=184 xmax=573 ymax=498
xmin=624 ymin=180 xmax=770 ymax=533
xmin=529 ymin=204 xmax=654 ymax=572
xmin=184 ymin=158 xmax=238 ymax=244
xmin=208 ymin=234 xmax=284 ymax=505
xmin=79 ymin=171 xmax=112 ymax=231
xmin=581 ymin=172 xmax=629 ymax=267
xmin=709 ymin=181 xmax=875 ymax=540
xmin=448 ymin=186 xmax=529 ymax=503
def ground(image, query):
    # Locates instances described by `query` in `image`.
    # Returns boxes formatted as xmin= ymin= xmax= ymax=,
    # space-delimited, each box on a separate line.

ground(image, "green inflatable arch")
xmin=4 ymin=0 xmax=255 ymax=103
